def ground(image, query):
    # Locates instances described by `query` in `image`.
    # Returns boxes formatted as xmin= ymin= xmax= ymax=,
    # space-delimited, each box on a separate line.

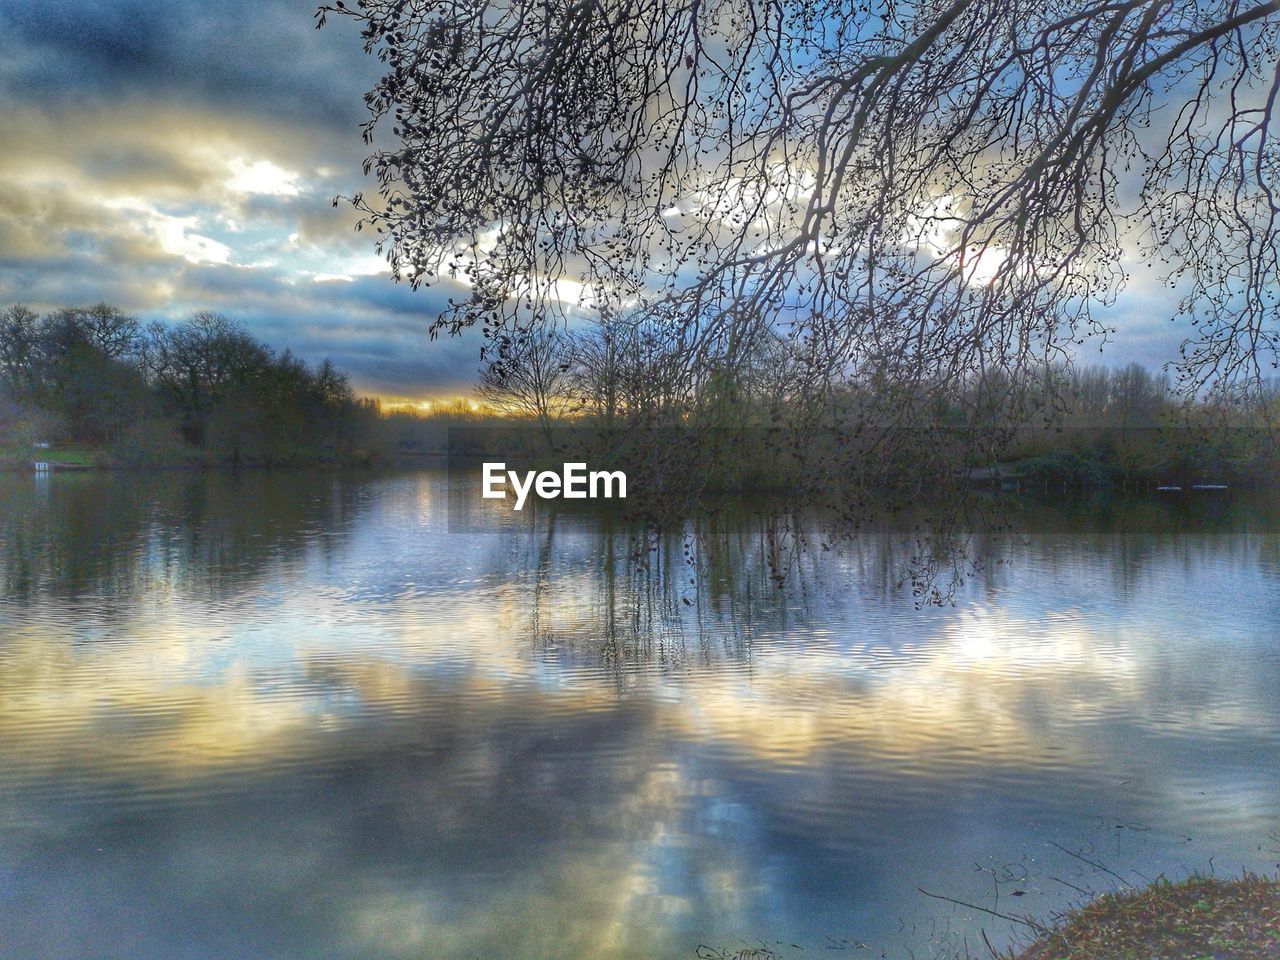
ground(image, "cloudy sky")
xmin=0 ymin=1 xmax=1185 ymax=403
xmin=0 ymin=0 xmax=490 ymax=404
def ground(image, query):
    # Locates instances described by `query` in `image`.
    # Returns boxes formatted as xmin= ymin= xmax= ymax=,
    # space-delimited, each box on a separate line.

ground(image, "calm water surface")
xmin=1 ymin=470 xmax=1278 ymax=959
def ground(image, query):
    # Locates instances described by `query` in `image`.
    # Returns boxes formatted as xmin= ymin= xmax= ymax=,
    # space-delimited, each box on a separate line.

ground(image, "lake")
xmin=1 ymin=469 xmax=1278 ymax=959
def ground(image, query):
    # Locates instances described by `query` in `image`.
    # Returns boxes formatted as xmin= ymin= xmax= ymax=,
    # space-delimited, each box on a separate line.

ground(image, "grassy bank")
xmin=1 ymin=444 xmax=103 ymax=468
xmin=1 ymin=442 xmax=382 ymax=471
xmin=1011 ymin=874 xmax=1280 ymax=960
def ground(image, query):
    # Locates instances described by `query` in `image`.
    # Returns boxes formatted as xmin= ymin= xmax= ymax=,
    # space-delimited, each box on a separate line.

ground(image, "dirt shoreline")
xmin=1010 ymin=874 xmax=1280 ymax=960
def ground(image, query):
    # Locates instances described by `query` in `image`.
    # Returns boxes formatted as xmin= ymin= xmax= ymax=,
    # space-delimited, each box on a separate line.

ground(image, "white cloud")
xmin=226 ymin=158 xmax=301 ymax=196
xmin=152 ymin=214 xmax=232 ymax=265
xmin=103 ymin=198 xmax=232 ymax=265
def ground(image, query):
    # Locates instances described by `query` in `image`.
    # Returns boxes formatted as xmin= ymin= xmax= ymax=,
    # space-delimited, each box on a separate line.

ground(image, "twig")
xmin=980 ymin=927 xmax=999 ymax=959
xmin=1047 ymin=875 xmax=1090 ymax=896
xmin=917 ymin=887 xmax=1049 ymax=934
xmin=1047 ymin=840 xmax=1135 ymax=890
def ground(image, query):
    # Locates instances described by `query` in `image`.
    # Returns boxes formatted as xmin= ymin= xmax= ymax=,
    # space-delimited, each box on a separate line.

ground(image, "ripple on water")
xmin=1 ymin=473 xmax=1278 ymax=960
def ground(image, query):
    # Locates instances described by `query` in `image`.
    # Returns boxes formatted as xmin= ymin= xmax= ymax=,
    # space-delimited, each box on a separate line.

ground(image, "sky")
xmin=0 ymin=0 xmax=1188 ymax=404
xmin=0 ymin=0 xmax=489 ymax=404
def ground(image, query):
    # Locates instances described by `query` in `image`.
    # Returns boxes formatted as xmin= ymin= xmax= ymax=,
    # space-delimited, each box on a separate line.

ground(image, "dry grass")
xmin=1012 ymin=874 xmax=1280 ymax=960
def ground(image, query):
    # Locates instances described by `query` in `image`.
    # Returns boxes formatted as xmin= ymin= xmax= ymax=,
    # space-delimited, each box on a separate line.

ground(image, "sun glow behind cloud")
xmin=905 ymin=195 xmax=1012 ymax=287
xmin=226 ymin=157 xmax=302 ymax=196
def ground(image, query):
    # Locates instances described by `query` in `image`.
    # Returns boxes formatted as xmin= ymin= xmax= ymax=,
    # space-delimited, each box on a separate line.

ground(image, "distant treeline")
xmin=0 ymin=304 xmax=382 ymax=467
xmin=465 ymin=319 xmax=1280 ymax=502
xmin=2 ymin=303 xmax=1276 ymax=492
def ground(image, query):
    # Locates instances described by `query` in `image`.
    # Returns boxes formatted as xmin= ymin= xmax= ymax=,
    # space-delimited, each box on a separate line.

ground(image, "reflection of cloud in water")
xmin=1 ymin=471 xmax=1279 ymax=958
xmin=0 ymin=655 xmax=746 ymax=958
xmin=0 ymin=598 xmax=1196 ymax=784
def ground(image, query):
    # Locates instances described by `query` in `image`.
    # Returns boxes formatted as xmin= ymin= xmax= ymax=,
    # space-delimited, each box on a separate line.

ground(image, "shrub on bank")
xmin=1012 ymin=874 xmax=1280 ymax=960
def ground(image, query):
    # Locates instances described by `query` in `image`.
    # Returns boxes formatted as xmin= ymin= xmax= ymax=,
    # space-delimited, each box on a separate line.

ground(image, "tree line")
xmin=0 ymin=303 xmax=382 ymax=467
xmin=2 ymin=300 xmax=1274 ymax=493
xmin=470 ymin=318 xmax=1280 ymax=504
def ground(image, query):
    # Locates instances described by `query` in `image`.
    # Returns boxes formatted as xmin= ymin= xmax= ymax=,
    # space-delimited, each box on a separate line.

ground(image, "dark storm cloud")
xmin=0 ymin=0 xmax=378 ymax=128
xmin=239 ymin=305 xmax=487 ymax=399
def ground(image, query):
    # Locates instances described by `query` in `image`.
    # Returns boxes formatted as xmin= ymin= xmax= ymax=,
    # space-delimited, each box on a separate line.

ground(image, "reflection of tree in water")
xmin=4 ymin=468 xmax=1276 ymax=638
xmin=512 ymin=492 xmax=1280 ymax=682
xmin=0 ymin=471 xmax=371 ymax=606
xmin=515 ymin=508 xmax=980 ymax=683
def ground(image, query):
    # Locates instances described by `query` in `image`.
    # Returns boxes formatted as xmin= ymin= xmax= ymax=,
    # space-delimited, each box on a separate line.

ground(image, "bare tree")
xmin=0 ymin=305 xmax=39 ymax=394
xmin=319 ymin=0 xmax=1280 ymax=404
xmin=476 ymin=325 xmax=577 ymax=443
xmin=76 ymin=303 xmax=141 ymax=361
xmin=141 ymin=311 xmax=271 ymax=444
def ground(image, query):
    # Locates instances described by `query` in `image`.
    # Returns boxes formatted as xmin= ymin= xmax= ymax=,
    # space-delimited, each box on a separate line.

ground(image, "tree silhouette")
xmin=319 ymin=0 xmax=1280 ymax=406
xmin=476 ymin=324 xmax=578 ymax=442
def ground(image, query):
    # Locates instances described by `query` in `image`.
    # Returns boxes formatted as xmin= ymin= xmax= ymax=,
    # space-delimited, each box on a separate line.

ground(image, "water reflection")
xmin=0 ymin=470 xmax=1278 ymax=959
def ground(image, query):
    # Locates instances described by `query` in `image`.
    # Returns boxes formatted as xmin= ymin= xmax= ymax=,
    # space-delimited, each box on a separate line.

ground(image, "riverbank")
xmin=1011 ymin=874 xmax=1280 ymax=960
xmin=0 ymin=443 xmax=382 ymax=472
